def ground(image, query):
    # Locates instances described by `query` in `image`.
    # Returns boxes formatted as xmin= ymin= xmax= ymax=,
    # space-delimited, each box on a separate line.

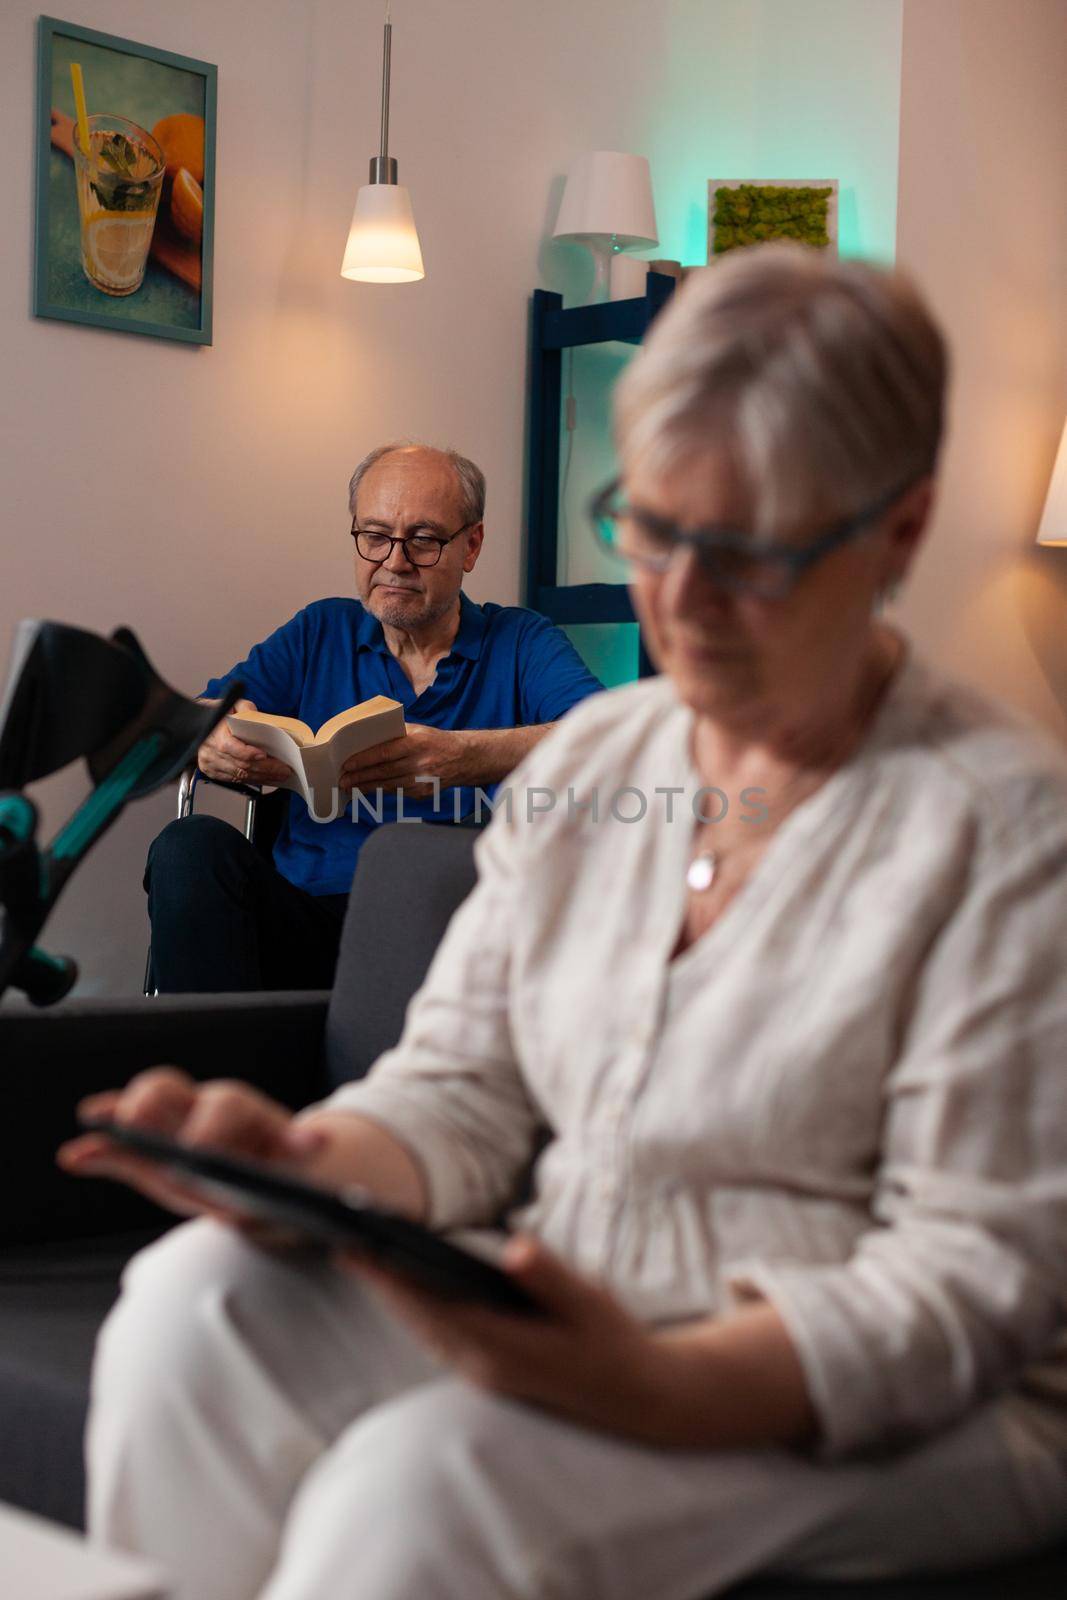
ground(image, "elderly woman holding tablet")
xmin=62 ymin=245 xmax=1067 ymax=1600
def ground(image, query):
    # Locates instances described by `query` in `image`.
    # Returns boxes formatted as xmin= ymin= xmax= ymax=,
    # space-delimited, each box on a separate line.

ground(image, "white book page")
xmin=303 ymin=705 xmax=406 ymax=819
xmin=225 ymin=715 xmax=312 ymax=806
xmin=322 ymin=703 xmax=405 ymax=768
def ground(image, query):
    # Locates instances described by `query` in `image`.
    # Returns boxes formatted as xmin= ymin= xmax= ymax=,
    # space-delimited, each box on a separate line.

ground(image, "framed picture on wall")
xmin=707 ymin=179 xmax=839 ymax=260
xmin=33 ymin=16 xmax=217 ymax=345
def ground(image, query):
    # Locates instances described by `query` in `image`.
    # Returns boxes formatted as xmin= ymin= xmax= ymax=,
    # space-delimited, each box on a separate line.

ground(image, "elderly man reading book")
xmin=145 ymin=443 xmax=603 ymax=992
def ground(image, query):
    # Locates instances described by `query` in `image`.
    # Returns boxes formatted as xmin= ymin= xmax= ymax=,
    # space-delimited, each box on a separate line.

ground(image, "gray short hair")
xmin=614 ymin=243 xmax=948 ymax=535
xmin=348 ymin=443 xmax=486 ymax=526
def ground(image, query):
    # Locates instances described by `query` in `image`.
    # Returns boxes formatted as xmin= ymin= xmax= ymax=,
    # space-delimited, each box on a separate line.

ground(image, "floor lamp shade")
xmin=1037 ymin=419 xmax=1067 ymax=547
xmin=341 ymin=183 xmax=424 ymax=283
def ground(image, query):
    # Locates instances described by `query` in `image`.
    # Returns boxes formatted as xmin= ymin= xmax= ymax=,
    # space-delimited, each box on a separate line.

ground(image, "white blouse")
xmin=320 ymin=645 xmax=1067 ymax=1461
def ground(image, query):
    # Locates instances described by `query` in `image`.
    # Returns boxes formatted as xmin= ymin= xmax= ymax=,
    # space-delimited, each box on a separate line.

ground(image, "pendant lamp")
xmin=341 ymin=3 xmax=424 ymax=284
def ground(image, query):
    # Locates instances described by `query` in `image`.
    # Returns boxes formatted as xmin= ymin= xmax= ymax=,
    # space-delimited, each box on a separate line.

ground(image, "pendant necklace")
xmin=686 ymin=851 xmax=718 ymax=892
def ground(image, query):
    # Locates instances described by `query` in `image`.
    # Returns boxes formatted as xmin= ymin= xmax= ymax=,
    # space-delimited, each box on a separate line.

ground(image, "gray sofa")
xmin=0 ymin=822 xmax=1063 ymax=1596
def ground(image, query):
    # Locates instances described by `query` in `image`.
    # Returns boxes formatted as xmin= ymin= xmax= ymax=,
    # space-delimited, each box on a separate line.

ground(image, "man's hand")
xmin=197 ymin=697 xmax=293 ymax=788
xmin=339 ymin=723 xmax=464 ymax=799
xmin=56 ymin=1069 xmax=326 ymax=1239
xmin=339 ymin=722 xmax=554 ymax=798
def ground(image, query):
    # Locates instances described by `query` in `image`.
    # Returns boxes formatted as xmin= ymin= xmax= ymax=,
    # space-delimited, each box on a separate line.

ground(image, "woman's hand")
xmin=56 ymin=1068 xmax=326 ymax=1242
xmin=348 ymin=1236 xmax=817 ymax=1449
xmin=197 ymin=697 xmax=292 ymax=788
xmin=345 ymin=1234 xmax=695 ymax=1443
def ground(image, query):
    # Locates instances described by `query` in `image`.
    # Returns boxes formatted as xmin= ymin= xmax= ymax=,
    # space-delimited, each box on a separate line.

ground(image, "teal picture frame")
xmin=34 ymin=16 xmax=217 ymax=345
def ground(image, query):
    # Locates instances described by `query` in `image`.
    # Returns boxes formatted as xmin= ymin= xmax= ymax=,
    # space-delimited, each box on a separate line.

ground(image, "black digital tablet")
xmin=79 ymin=1116 xmax=542 ymax=1317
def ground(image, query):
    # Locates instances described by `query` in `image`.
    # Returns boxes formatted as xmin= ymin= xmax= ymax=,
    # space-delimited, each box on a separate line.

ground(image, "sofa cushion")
xmin=0 ymin=991 xmax=329 ymax=1246
xmin=323 ymin=823 xmax=479 ymax=1088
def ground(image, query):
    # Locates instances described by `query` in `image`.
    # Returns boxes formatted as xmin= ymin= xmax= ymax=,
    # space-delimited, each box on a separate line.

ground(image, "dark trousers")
xmin=144 ymin=816 xmax=348 ymax=993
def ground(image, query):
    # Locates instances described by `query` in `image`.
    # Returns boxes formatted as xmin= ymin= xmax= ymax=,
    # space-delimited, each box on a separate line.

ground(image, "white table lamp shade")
xmin=553 ymin=151 xmax=658 ymax=248
xmin=1037 ymin=418 xmax=1067 ymax=546
xmin=340 ymin=183 xmax=425 ymax=283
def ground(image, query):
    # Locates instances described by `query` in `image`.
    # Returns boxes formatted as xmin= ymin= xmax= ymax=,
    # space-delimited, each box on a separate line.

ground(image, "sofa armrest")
xmin=0 ymin=992 xmax=329 ymax=1245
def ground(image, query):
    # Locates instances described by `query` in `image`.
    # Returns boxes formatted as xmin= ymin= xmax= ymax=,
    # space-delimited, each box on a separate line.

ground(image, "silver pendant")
xmin=686 ymin=851 xmax=718 ymax=892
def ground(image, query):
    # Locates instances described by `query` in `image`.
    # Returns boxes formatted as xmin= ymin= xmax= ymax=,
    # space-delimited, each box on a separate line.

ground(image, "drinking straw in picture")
xmin=70 ymin=63 xmax=91 ymax=159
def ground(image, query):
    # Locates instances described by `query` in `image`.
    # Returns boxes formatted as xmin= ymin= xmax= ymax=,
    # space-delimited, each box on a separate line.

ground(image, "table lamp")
xmin=553 ymin=151 xmax=658 ymax=304
xmin=1037 ymin=418 xmax=1067 ymax=547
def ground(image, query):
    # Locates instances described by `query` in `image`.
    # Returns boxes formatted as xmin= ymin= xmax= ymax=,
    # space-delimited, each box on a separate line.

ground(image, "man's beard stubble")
xmin=368 ymin=582 xmax=459 ymax=632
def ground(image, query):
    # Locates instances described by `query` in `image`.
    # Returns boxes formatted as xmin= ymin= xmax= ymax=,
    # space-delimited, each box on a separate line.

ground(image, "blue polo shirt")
xmin=203 ymin=593 xmax=604 ymax=896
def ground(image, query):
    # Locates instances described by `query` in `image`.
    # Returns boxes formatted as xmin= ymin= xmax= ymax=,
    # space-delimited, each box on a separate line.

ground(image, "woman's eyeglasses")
xmin=588 ymin=472 xmax=925 ymax=600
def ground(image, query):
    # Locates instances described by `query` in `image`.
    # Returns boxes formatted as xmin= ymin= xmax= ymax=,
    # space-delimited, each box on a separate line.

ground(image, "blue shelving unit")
xmin=524 ymin=271 xmax=676 ymax=677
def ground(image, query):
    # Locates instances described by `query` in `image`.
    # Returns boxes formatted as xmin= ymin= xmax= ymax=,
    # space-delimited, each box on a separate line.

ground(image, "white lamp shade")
xmin=340 ymin=183 xmax=424 ymax=283
xmin=1037 ymin=418 xmax=1067 ymax=546
xmin=553 ymin=151 xmax=658 ymax=248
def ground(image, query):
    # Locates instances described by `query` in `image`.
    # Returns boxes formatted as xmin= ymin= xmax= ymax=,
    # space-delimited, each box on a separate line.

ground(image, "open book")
xmin=227 ymin=696 xmax=405 ymax=818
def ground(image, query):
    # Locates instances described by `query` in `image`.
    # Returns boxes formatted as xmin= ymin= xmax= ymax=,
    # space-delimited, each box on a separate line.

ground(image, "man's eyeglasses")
xmin=588 ymin=471 xmax=926 ymax=600
xmin=350 ymin=522 xmax=473 ymax=568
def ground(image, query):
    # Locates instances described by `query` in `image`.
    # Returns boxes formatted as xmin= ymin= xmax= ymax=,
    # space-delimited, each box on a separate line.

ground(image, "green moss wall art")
xmin=707 ymin=178 xmax=838 ymax=259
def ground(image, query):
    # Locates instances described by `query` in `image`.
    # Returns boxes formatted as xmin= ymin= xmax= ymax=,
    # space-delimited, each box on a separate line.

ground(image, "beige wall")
xmin=1 ymin=0 xmax=904 ymax=995
xmin=894 ymin=0 xmax=1067 ymax=740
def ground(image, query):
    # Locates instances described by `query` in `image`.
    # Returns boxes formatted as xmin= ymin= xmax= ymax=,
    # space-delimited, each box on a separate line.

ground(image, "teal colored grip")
xmin=0 ymin=793 xmax=36 ymax=844
xmin=51 ymin=732 xmax=164 ymax=864
xmin=28 ymin=947 xmax=68 ymax=972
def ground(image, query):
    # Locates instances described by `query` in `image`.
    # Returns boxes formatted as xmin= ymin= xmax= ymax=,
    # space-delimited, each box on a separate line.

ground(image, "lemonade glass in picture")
xmin=71 ymin=113 xmax=165 ymax=296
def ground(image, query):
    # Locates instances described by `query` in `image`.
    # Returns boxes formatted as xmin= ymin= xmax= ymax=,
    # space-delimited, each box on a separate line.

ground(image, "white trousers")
xmin=86 ymin=1219 xmax=1067 ymax=1600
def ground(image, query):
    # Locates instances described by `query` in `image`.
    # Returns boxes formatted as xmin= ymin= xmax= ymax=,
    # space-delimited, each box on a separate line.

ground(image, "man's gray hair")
xmin=614 ymin=243 xmax=948 ymax=536
xmin=348 ymin=443 xmax=487 ymax=526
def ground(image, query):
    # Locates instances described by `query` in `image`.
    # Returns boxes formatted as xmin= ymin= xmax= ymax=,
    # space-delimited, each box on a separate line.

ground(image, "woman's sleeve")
xmin=732 ymin=799 xmax=1067 ymax=1460
xmin=316 ymin=805 xmax=543 ymax=1229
